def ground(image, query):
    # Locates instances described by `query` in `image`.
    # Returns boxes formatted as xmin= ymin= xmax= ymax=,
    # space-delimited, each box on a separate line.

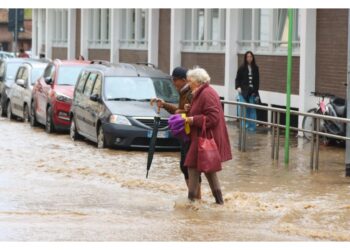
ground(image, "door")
xmin=73 ymin=71 xmax=89 ymax=133
xmin=36 ymin=64 xmax=54 ymax=122
xmin=86 ymin=74 xmax=102 ymax=138
xmin=79 ymin=72 xmax=97 ymax=139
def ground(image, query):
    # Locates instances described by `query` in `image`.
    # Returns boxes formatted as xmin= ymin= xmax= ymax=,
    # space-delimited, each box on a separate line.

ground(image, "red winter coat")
xmin=184 ymin=83 xmax=232 ymax=168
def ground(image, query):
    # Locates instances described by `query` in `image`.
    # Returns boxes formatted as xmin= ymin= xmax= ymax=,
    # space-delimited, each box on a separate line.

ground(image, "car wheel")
xmin=7 ymin=101 xmax=14 ymax=120
xmin=23 ymin=104 xmax=30 ymax=123
xmin=30 ymin=101 xmax=39 ymax=127
xmin=70 ymin=117 xmax=82 ymax=141
xmin=45 ymin=106 xmax=55 ymax=133
xmin=97 ymin=125 xmax=107 ymax=149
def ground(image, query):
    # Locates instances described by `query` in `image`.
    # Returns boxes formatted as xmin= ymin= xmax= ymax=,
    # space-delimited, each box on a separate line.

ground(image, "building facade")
xmin=31 ymin=9 xmax=349 ymax=127
xmin=0 ymin=9 xmax=32 ymax=52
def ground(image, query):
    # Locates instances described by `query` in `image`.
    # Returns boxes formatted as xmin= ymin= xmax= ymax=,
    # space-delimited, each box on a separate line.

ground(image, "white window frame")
xmin=52 ymin=9 xmax=68 ymax=46
xmin=181 ymin=9 xmax=226 ymax=53
xmin=119 ymin=9 xmax=148 ymax=50
xmin=237 ymin=9 xmax=300 ymax=56
xmin=87 ymin=9 xmax=111 ymax=49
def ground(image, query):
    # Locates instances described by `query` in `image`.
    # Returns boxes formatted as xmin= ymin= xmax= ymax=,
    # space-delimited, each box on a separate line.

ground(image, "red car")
xmin=30 ymin=59 xmax=90 ymax=133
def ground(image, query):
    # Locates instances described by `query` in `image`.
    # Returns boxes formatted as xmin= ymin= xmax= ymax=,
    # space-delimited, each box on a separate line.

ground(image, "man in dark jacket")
xmin=154 ymin=67 xmax=201 ymax=199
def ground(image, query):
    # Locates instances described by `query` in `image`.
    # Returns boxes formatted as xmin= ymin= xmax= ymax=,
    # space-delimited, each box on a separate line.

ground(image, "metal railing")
xmin=222 ymin=100 xmax=350 ymax=170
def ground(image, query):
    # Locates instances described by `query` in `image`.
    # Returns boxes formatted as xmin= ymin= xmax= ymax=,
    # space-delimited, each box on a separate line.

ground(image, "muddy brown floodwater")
xmin=0 ymin=116 xmax=349 ymax=241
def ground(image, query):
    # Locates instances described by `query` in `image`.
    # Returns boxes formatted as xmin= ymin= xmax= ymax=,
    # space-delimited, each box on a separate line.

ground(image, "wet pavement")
xmin=0 ymin=116 xmax=349 ymax=241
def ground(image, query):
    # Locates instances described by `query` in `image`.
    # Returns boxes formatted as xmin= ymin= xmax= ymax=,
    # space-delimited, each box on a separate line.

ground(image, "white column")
xmin=45 ymin=9 xmax=53 ymax=59
xmin=170 ymin=9 xmax=183 ymax=74
xmin=67 ymin=9 xmax=76 ymax=59
xmin=224 ymin=9 xmax=240 ymax=118
xmin=32 ymin=9 xmax=38 ymax=57
xmin=80 ymin=9 xmax=89 ymax=60
xmin=148 ymin=9 xmax=159 ymax=67
xmin=298 ymin=9 xmax=317 ymax=132
xmin=110 ymin=9 xmax=120 ymax=63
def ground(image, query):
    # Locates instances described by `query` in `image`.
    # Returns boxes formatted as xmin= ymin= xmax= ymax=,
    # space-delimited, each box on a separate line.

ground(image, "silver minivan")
xmin=7 ymin=61 xmax=48 ymax=121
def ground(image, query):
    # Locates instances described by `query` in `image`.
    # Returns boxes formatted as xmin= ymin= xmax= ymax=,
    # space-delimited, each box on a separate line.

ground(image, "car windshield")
xmin=57 ymin=66 xmax=84 ymax=85
xmin=31 ymin=67 xmax=46 ymax=84
xmin=4 ymin=62 xmax=22 ymax=80
xmin=104 ymin=77 xmax=179 ymax=103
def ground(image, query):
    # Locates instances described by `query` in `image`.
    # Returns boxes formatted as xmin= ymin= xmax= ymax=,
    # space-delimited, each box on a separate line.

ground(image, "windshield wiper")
xmin=107 ymin=97 xmax=138 ymax=101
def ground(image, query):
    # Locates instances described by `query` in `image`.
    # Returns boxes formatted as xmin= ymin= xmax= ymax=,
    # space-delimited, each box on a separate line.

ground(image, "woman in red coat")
xmin=184 ymin=67 xmax=232 ymax=204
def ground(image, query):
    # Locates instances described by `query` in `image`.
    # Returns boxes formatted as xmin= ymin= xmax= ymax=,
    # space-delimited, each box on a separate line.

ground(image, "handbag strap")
xmin=201 ymin=116 xmax=207 ymax=138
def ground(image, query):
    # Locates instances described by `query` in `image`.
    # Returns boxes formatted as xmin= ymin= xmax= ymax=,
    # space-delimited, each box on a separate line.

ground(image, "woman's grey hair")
xmin=187 ymin=67 xmax=211 ymax=84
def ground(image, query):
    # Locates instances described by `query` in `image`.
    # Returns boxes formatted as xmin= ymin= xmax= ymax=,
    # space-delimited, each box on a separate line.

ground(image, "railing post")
xmin=242 ymin=106 xmax=247 ymax=152
xmin=238 ymin=103 xmax=242 ymax=152
xmin=310 ymin=117 xmax=315 ymax=170
xmin=276 ymin=112 xmax=281 ymax=160
xmin=315 ymin=117 xmax=320 ymax=170
xmin=271 ymin=111 xmax=276 ymax=160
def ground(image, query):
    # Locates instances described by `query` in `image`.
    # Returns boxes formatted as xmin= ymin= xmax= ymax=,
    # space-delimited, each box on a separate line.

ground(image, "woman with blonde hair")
xmin=184 ymin=67 xmax=232 ymax=204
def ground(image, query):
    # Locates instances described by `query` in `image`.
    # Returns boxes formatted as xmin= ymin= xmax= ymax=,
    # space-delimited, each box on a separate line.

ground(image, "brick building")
xmin=0 ymin=9 xmax=32 ymax=52
xmin=31 ymin=9 xmax=349 ymax=127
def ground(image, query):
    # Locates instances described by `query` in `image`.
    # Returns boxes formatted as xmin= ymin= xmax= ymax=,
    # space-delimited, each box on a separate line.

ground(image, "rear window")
xmin=57 ymin=66 xmax=85 ymax=85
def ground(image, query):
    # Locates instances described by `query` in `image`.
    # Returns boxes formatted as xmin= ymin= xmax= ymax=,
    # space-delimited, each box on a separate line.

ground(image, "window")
xmin=91 ymin=75 xmax=102 ymax=96
xmin=88 ymin=9 xmax=111 ymax=48
xmin=120 ymin=9 xmax=148 ymax=49
xmin=83 ymin=73 xmax=97 ymax=96
xmin=238 ymin=9 xmax=300 ymax=54
xmin=16 ymin=67 xmax=25 ymax=80
xmin=182 ymin=9 xmax=226 ymax=52
xmin=76 ymin=72 xmax=90 ymax=93
xmin=52 ymin=9 xmax=68 ymax=45
xmin=44 ymin=64 xmax=55 ymax=79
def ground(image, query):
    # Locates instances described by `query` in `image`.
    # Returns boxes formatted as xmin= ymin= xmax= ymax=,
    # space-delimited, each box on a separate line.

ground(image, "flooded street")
xmin=0 ymin=117 xmax=349 ymax=241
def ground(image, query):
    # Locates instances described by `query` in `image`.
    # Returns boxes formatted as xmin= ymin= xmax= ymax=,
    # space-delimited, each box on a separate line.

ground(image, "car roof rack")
xmin=135 ymin=62 xmax=156 ymax=68
xmin=90 ymin=60 xmax=112 ymax=66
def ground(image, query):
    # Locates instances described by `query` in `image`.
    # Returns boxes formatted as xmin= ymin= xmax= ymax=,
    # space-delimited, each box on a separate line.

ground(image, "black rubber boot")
xmin=214 ymin=189 xmax=224 ymax=205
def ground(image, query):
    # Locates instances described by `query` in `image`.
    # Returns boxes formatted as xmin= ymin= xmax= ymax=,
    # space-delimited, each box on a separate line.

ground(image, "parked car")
xmin=0 ymin=51 xmax=15 ymax=59
xmin=30 ymin=59 xmax=90 ymax=133
xmin=69 ymin=62 xmax=181 ymax=149
xmin=7 ymin=60 xmax=49 ymax=121
xmin=0 ymin=58 xmax=33 ymax=116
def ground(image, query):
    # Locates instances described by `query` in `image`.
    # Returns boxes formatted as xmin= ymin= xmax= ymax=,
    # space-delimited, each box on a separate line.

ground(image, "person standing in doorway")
xmin=235 ymin=51 xmax=260 ymax=132
xmin=152 ymin=67 xmax=202 ymax=199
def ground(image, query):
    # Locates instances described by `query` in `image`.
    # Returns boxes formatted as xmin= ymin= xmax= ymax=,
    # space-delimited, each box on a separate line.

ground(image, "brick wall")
xmin=119 ymin=49 xmax=148 ymax=64
xmin=158 ymin=9 xmax=171 ymax=74
xmin=52 ymin=47 xmax=67 ymax=60
xmin=238 ymin=54 xmax=300 ymax=94
xmin=181 ymin=52 xmax=225 ymax=86
xmin=88 ymin=49 xmax=110 ymax=61
xmin=315 ymin=9 xmax=348 ymax=98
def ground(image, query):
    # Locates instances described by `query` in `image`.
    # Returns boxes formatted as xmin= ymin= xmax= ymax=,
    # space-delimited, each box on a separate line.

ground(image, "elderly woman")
xmin=184 ymin=67 xmax=232 ymax=204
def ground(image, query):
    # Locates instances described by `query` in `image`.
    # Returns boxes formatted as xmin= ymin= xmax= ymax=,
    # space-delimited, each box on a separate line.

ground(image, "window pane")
xmin=184 ymin=9 xmax=192 ymax=40
xmin=131 ymin=10 xmax=135 ymax=40
xmin=92 ymin=75 xmax=102 ymax=96
xmin=242 ymin=9 xmax=252 ymax=41
xmin=121 ymin=9 xmax=127 ymax=40
xmin=211 ymin=9 xmax=219 ymax=46
xmin=141 ymin=9 xmax=146 ymax=41
xmin=83 ymin=73 xmax=97 ymax=96
xmin=197 ymin=9 xmax=204 ymax=45
xmin=259 ymin=9 xmax=270 ymax=47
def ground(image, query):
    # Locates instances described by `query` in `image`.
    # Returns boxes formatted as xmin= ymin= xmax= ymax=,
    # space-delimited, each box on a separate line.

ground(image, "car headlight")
xmin=109 ymin=115 xmax=131 ymax=126
xmin=56 ymin=92 xmax=72 ymax=103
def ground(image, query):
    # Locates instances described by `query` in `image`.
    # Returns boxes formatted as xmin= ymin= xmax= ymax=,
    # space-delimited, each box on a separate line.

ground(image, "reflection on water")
xmin=0 ymin=117 xmax=349 ymax=241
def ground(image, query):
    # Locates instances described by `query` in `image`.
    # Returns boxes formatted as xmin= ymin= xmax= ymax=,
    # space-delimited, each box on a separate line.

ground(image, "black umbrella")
xmin=146 ymin=105 xmax=161 ymax=178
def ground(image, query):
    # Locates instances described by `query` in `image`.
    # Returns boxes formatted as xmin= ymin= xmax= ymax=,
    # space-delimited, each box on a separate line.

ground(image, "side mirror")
xmin=44 ymin=76 xmax=53 ymax=85
xmin=16 ymin=79 xmax=26 ymax=87
xmin=90 ymin=94 xmax=101 ymax=102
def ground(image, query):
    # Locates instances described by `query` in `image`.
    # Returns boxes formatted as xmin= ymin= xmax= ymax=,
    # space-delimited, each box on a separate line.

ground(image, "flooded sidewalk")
xmin=0 ymin=117 xmax=349 ymax=241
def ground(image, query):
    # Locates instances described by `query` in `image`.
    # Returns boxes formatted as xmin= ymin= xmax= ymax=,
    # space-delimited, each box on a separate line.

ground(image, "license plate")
xmin=147 ymin=130 xmax=168 ymax=138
